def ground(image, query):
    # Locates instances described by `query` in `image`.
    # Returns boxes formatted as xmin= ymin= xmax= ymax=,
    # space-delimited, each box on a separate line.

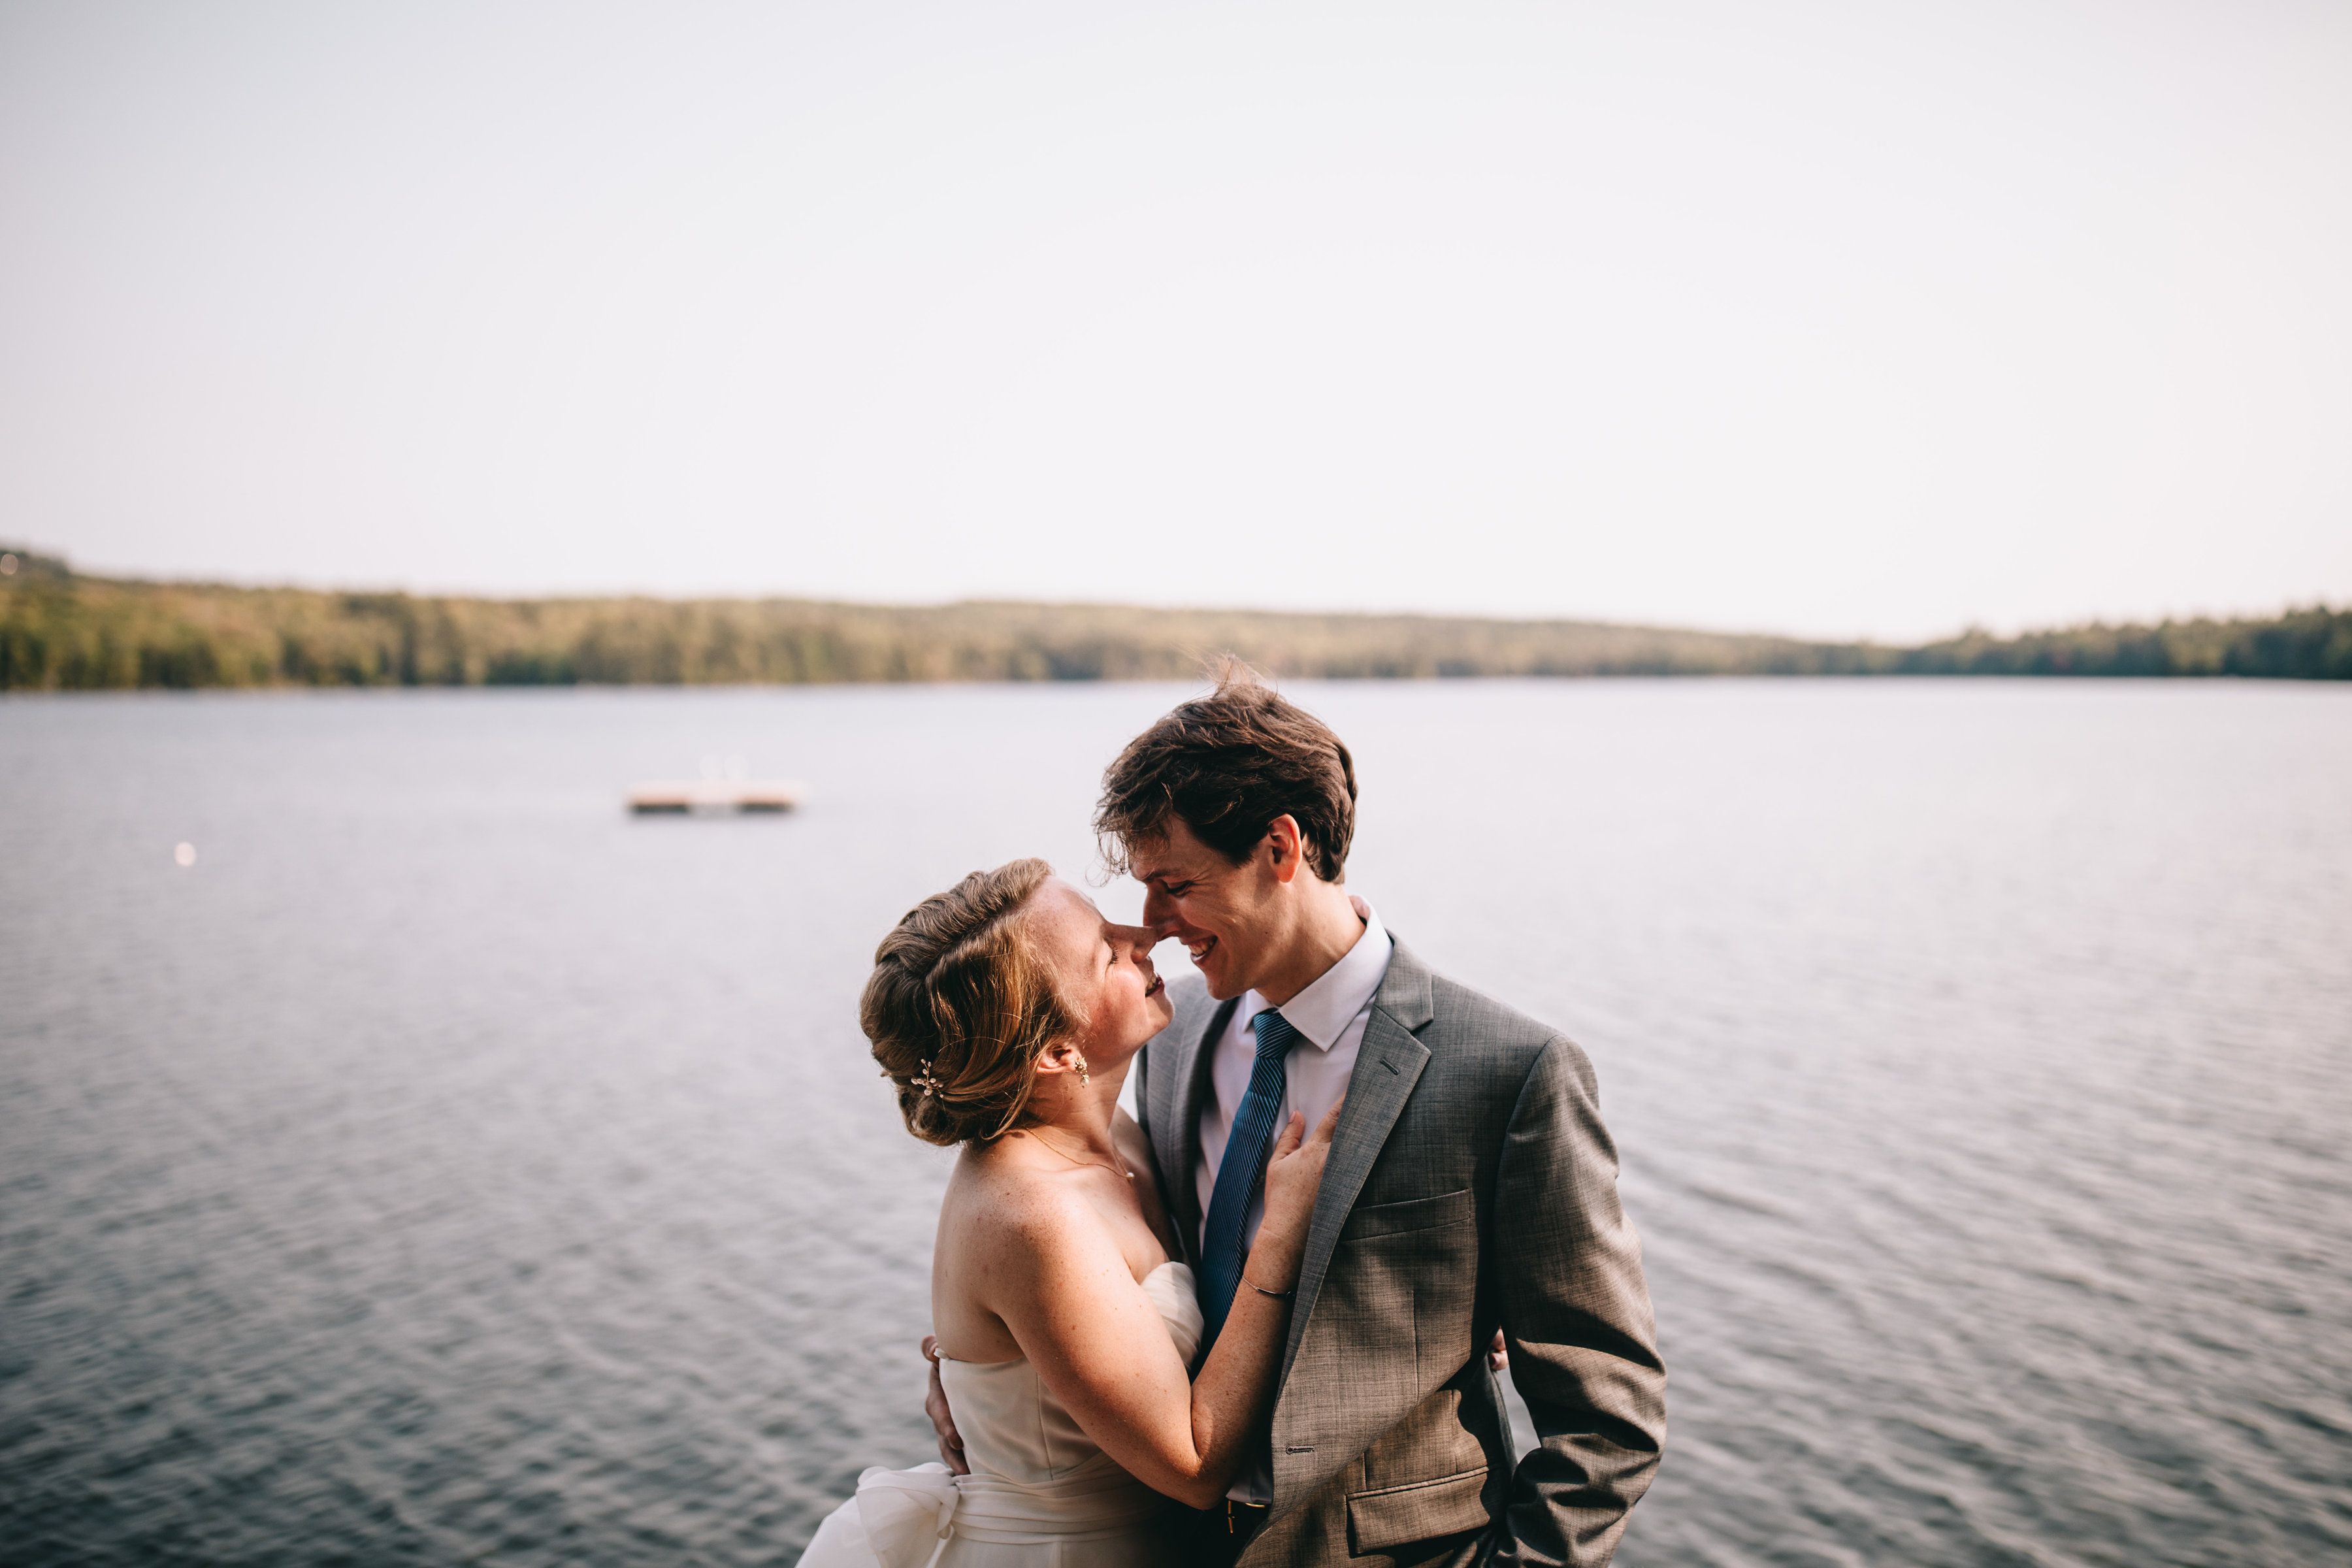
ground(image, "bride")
xmin=799 ymin=858 xmax=1339 ymax=1568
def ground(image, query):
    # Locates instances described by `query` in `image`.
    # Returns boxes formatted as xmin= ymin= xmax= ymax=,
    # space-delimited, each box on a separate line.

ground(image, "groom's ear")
xmin=1264 ymin=815 xmax=1306 ymax=886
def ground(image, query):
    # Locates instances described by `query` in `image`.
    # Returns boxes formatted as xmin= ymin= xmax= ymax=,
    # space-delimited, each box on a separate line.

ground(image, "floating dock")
xmin=627 ymin=779 xmax=804 ymax=814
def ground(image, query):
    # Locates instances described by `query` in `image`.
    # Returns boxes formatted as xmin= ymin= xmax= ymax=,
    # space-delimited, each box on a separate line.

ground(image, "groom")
xmin=935 ymin=670 xmax=1666 ymax=1567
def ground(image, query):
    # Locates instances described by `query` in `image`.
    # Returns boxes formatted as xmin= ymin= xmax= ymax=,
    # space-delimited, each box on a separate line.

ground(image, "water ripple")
xmin=1 ymin=681 xmax=2346 ymax=1565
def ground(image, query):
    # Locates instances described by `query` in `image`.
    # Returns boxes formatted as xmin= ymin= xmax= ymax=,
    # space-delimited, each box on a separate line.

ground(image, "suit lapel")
xmin=1275 ymin=938 xmax=1436 ymax=1393
xmin=1151 ymin=994 xmax=1235 ymax=1269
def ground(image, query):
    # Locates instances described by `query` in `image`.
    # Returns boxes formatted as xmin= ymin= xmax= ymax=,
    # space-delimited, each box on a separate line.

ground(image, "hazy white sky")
xmin=3 ymin=1 xmax=2347 ymax=640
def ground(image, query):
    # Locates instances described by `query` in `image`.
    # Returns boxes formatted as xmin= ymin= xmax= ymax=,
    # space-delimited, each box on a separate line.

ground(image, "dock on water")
xmin=627 ymin=779 xmax=804 ymax=814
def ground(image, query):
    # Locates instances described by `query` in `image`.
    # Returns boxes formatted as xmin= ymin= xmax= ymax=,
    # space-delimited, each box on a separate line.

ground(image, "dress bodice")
xmin=937 ymin=1262 xmax=1202 ymax=1484
xmin=798 ymin=1263 xmax=1197 ymax=1568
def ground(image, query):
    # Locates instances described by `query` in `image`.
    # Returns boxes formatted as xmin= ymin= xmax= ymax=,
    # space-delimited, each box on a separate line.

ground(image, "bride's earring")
xmin=1076 ymin=1053 xmax=1091 ymax=1088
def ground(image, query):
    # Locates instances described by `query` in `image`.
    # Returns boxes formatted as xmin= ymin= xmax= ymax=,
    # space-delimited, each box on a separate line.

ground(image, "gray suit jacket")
xmin=1134 ymin=937 xmax=1665 ymax=1568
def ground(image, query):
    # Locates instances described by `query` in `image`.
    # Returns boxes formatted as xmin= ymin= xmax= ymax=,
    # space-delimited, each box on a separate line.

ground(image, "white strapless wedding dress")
xmin=797 ymin=1262 xmax=1201 ymax=1568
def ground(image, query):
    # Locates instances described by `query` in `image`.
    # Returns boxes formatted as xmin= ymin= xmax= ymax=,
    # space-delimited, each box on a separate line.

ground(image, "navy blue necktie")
xmin=1198 ymin=1007 xmax=1301 ymax=1350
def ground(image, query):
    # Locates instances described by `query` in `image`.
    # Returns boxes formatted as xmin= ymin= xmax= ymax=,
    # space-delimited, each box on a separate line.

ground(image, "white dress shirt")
xmin=1193 ymin=896 xmax=1391 ymax=1501
xmin=1193 ymin=896 xmax=1392 ymax=1241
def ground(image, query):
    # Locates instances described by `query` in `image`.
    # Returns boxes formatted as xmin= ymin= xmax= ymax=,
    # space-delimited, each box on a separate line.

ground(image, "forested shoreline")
xmin=2 ymin=549 xmax=2345 ymax=689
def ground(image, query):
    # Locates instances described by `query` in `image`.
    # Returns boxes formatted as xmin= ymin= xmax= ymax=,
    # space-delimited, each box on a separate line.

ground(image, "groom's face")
xmin=1128 ymin=815 xmax=1281 ymax=1002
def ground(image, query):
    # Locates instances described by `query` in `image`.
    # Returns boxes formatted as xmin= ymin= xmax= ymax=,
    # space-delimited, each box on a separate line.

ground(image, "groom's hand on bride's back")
xmin=921 ymin=1335 xmax=969 ymax=1475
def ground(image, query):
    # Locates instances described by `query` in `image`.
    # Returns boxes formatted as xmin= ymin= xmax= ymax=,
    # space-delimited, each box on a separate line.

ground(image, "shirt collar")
xmin=1245 ymin=898 xmax=1394 ymax=1053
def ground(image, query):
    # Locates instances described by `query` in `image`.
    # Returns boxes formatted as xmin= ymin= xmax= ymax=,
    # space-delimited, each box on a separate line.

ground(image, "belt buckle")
xmin=1225 ymin=1498 xmax=1269 ymax=1535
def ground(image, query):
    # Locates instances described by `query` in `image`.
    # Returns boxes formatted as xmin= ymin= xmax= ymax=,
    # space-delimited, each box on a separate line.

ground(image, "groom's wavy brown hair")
xmin=1096 ymin=659 xmax=1358 ymax=881
xmin=861 ymin=857 xmax=1079 ymax=1147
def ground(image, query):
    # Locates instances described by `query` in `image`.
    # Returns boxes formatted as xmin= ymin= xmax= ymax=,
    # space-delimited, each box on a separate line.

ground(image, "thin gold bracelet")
xmin=1243 ymin=1274 xmax=1295 ymax=1299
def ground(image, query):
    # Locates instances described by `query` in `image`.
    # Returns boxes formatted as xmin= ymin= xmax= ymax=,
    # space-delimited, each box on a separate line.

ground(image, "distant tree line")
xmin=1 ymin=547 xmax=2345 ymax=691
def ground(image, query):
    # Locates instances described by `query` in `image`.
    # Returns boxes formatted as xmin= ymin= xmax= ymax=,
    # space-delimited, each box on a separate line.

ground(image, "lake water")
xmin=2 ymin=680 xmax=2346 ymax=1567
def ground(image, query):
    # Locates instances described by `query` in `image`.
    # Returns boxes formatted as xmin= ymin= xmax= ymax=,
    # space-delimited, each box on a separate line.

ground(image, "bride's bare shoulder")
xmin=945 ymin=1139 xmax=1106 ymax=1258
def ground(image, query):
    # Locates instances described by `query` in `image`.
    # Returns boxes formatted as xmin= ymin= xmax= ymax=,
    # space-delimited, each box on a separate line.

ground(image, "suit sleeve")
xmin=1486 ymin=1036 xmax=1667 ymax=1567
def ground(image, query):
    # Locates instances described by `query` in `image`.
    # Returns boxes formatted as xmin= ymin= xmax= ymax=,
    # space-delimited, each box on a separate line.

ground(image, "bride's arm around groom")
xmin=911 ymin=669 xmax=1666 ymax=1566
xmin=802 ymin=858 xmax=1347 ymax=1568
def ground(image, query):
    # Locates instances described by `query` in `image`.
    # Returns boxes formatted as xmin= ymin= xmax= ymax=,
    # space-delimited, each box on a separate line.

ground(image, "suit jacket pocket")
xmin=1346 ymin=1465 xmax=1491 ymax=1556
xmin=1341 ymin=1187 xmax=1475 ymax=1241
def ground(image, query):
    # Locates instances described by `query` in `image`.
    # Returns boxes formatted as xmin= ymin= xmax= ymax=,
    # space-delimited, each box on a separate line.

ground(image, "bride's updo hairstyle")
xmin=861 ymin=857 xmax=1080 ymax=1147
